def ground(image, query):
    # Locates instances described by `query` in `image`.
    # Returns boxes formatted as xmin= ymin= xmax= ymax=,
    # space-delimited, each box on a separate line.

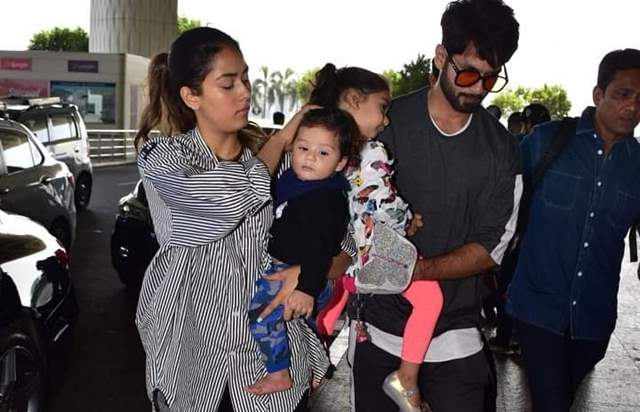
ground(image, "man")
xmin=506 ymin=49 xmax=640 ymax=412
xmin=507 ymin=111 xmax=524 ymax=136
xmin=521 ymin=102 xmax=551 ymax=134
xmin=350 ymin=0 xmax=521 ymax=411
xmin=486 ymin=104 xmax=503 ymax=120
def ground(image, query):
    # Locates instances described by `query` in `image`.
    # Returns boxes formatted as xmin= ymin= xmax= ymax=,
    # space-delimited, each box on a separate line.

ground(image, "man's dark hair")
xmin=597 ymin=48 xmax=640 ymax=90
xmin=486 ymin=104 xmax=502 ymax=119
xmin=272 ymin=111 xmax=285 ymax=125
xmin=441 ymin=0 xmax=519 ymax=68
xmin=299 ymin=108 xmax=361 ymax=161
xmin=507 ymin=111 xmax=522 ymax=127
xmin=522 ymin=103 xmax=551 ymax=127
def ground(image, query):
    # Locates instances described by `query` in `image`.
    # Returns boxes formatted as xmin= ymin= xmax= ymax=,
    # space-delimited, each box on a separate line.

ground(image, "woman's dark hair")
xmin=441 ymin=0 xmax=519 ymax=68
xmin=135 ymin=27 xmax=266 ymax=152
xmin=308 ymin=63 xmax=389 ymax=108
xmin=298 ymin=108 xmax=362 ymax=162
xmin=597 ymin=48 xmax=640 ymax=91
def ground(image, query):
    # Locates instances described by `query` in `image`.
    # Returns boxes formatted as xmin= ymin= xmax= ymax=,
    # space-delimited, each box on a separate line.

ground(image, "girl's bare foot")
xmin=245 ymin=370 xmax=293 ymax=395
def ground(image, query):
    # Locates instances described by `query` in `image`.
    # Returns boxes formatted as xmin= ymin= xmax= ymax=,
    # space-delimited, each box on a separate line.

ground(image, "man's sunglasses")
xmin=447 ymin=51 xmax=509 ymax=93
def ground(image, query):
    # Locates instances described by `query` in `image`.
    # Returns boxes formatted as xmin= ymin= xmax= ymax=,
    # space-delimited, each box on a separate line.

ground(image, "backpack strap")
xmin=630 ymin=223 xmax=638 ymax=263
xmin=528 ymin=117 xmax=579 ymax=193
xmin=517 ymin=117 xmax=579 ymax=235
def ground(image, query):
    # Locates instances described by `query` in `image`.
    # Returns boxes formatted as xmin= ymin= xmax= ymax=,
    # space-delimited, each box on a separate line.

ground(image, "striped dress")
xmin=136 ymin=128 xmax=330 ymax=411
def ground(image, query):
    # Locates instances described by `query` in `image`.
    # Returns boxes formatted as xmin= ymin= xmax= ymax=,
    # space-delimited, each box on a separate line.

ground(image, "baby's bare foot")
xmin=245 ymin=370 xmax=293 ymax=395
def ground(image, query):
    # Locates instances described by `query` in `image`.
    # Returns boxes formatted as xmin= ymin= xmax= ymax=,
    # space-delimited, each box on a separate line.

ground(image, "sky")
xmin=1 ymin=0 xmax=639 ymax=118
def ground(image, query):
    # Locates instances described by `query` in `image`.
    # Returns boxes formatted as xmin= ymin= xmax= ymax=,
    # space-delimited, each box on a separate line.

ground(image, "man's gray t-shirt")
xmin=361 ymin=87 xmax=522 ymax=353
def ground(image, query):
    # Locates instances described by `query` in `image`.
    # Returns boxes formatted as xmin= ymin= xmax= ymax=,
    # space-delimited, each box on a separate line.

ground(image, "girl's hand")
xmin=406 ymin=213 xmax=424 ymax=237
xmin=286 ymin=290 xmax=314 ymax=319
xmin=258 ymin=265 xmax=302 ymax=321
xmin=274 ymin=104 xmax=322 ymax=148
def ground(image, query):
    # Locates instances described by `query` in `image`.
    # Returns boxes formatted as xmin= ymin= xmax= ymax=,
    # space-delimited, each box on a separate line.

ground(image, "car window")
xmin=0 ymin=129 xmax=42 ymax=173
xmin=21 ymin=115 xmax=49 ymax=144
xmin=50 ymin=114 xmax=75 ymax=141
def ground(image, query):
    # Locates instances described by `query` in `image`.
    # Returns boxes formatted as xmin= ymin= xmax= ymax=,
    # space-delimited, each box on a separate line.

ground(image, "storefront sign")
xmin=0 ymin=79 xmax=48 ymax=97
xmin=1 ymin=58 xmax=32 ymax=71
xmin=68 ymin=60 xmax=99 ymax=73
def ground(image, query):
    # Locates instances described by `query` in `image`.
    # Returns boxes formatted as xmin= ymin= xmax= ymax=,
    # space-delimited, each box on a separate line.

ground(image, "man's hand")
xmin=286 ymin=290 xmax=315 ymax=319
xmin=327 ymin=251 xmax=353 ymax=280
xmin=406 ymin=213 xmax=424 ymax=237
xmin=257 ymin=265 xmax=303 ymax=322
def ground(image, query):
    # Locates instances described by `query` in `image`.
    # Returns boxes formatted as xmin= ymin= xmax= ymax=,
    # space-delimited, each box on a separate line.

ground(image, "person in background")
xmin=273 ymin=111 xmax=285 ymax=125
xmin=507 ymin=48 xmax=640 ymax=412
xmin=486 ymin=104 xmax=503 ymax=120
xmin=507 ymin=111 xmax=524 ymax=136
xmin=521 ymin=102 xmax=551 ymax=134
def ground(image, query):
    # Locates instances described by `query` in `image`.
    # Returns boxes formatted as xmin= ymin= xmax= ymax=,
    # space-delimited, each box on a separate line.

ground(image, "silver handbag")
xmin=355 ymin=223 xmax=417 ymax=294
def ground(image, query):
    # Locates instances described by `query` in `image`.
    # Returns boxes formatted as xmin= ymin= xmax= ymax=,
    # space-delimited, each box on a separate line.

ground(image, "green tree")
xmin=491 ymin=84 xmax=572 ymax=119
xmin=387 ymin=54 xmax=432 ymax=97
xmin=296 ymin=67 xmax=320 ymax=104
xmin=28 ymin=27 xmax=88 ymax=52
xmin=382 ymin=69 xmax=401 ymax=96
xmin=177 ymin=16 xmax=201 ymax=34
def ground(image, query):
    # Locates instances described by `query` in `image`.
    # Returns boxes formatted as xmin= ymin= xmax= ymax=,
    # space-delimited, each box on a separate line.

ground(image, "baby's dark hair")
xmin=309 ymin=63 xmax=389 ymax=108
xmin=298 ymin=108 xmax=362 ymax=162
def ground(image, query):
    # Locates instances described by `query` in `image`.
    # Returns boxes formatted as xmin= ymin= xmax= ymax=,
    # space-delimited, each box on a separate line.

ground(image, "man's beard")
xmin=439 ymin=71 xmax=486 ymax=114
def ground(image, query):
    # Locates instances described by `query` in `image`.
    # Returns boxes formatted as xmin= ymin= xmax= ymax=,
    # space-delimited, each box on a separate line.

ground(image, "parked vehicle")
xmin=1 ymin=97 xmax=93 ymax=210
xmin=0 ymin=118 xmax=76 ymax=248
xmin=0 ymin=209 xmax=78 ymax=411
xmin=111 ymin=180 xmax=158 ymax=289
xmin=110 ymin=122 xmax=283 ymax=288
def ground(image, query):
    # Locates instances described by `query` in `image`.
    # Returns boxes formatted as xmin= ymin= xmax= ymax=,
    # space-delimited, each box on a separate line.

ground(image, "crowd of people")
xmin=131 ymin=0 xmax=640 ymax=411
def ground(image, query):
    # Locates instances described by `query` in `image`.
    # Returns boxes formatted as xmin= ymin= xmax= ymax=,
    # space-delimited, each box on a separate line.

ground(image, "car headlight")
xmin=119 ymin=201 xmax=148 ymax=222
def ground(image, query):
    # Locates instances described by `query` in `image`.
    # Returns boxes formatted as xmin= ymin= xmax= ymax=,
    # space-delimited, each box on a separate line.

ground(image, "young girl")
xmin=134 ymin=27 xmax=329 ymax=412
xmin=309 ymin=63 xmax=444 ymax=412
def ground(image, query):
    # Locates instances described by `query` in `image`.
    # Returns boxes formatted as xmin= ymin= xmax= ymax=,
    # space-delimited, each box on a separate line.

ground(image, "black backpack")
xmin=499 ymin=117 xmax=578 ymax=278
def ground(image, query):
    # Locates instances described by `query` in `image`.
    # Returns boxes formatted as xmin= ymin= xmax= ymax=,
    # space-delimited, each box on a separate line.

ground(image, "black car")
xmin=111 ymin=180 xmax=158 ymax=289
xmin=0 ymin=209 xmax=78 ymax=411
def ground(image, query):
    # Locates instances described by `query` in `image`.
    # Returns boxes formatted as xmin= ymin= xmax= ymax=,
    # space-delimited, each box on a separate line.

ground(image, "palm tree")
xmin=269 ymin=68 xmax=298 ymax=114
xmin=251 ymin=66 xmax=272 ymax=118
xmin=282 ymin=68 xmax=299 ymax=112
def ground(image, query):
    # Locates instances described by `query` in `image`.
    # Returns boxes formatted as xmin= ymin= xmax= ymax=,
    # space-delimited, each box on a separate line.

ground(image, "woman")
xmin=134 ymin=27 xmax=330 ymax=411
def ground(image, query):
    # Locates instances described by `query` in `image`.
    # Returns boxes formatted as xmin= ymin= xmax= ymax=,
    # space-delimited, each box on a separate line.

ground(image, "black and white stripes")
xmin=136 ymin=129 xmax=330 ymax=411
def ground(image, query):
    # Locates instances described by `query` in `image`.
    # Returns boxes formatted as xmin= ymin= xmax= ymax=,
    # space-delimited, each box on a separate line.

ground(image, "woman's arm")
xmin=257 ymin=104 xmax=319 ymax=175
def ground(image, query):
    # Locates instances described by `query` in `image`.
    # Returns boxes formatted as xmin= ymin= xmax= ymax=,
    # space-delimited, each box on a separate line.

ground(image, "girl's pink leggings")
xmin=401 ymin=280 xmax=443 ymax=364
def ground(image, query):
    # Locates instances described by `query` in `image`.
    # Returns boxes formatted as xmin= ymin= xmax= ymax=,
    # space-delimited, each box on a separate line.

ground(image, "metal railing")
xmin=87 ymin=129 xmax=161 ymax=165
xmin=88 ymin=119 xmax=281 ymax=165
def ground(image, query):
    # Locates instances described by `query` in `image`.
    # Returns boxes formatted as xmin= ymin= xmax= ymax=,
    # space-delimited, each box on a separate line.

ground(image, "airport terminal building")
xmin=0 ymin=0 xmax=177 ymax=130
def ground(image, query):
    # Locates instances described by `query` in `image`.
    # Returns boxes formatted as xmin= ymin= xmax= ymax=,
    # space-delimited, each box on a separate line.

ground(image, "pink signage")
xmin=1 ymin=58 xmax=32 ymax=71
xmin=0 ymin=79 xmax=48 ymax=97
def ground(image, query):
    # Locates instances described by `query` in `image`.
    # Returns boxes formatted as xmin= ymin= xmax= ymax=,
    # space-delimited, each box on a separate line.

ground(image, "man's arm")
xmin=413 ymin=242 xmax=495 ymax=280
xmin=416 ymin=133 xmax=523 ymax=280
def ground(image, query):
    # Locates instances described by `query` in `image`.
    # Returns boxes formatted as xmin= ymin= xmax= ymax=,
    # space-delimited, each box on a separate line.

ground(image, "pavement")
xmin=310 ymin=248 xmax=640 ymax=412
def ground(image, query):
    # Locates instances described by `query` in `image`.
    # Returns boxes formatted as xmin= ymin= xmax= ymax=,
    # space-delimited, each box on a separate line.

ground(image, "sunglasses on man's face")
xmin=447 ymin=52 xmax=509 ymax=93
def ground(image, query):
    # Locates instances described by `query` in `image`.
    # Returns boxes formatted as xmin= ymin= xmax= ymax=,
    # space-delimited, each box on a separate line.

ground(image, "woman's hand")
xmin=258 ymin=265 xmax=307 ymax=321
xmin=286 ymin=290 xmax=314 ymax=319
xmin=274 ymin=104 xmax=322 ymax=148
xmin=406 ymin=213 xmax=424 ymax=237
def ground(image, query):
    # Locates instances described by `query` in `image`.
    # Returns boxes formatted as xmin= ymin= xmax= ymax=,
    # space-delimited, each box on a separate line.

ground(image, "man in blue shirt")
xmin=507 ymin=49 xmax=640 ymax=412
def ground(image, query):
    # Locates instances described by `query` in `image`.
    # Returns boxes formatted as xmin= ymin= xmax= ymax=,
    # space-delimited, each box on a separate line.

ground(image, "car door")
xmin=47 ymin=110 xmax=82 ymax=177
xmin=0 ymin=126 xmax=58 ymax=230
